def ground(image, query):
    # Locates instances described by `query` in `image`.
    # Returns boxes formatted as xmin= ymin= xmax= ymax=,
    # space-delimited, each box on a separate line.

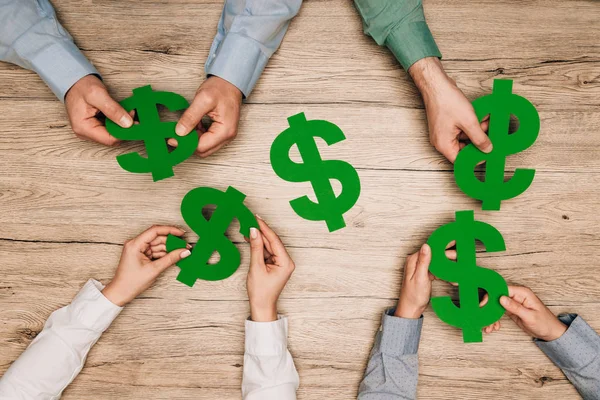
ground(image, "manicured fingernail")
xmin=120 ymin=115 xmax=133 ymax=128
xmin=175 ymin=124 xmax=186 ymax=136
xmin=255 ymin=214 xmax=263 ymax=220
xmin=186 ymin=243 xmax=192 ymax=249
xmin=250 ymin=227 xmax=258 ymax=239
xmin=181 ymin=249 xmax=191 ymax=258
xmin=421 ymin=244 xmax=430 ymax=255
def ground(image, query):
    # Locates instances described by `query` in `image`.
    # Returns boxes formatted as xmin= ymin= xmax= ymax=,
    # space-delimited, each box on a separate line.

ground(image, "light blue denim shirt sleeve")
xmin=358 ymin=308 xmax=422 ymax=399
xmin=0 ymin=0 xmax=98 ymax=102
xmin=536 ymin=314 xmax=600 ymax=399
xmin=205 ymin=0 xmax=302 ymax=98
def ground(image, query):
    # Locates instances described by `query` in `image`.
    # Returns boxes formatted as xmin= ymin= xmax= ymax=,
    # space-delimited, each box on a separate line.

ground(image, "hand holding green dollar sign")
xmin=270 ymin=113 xmax=361 ymax=232
xmin=166 ymin=186 xmax=257 ymax=287
xmin=454 ymin=79 xmax=540 ymax=210
xmin=427 ymin=210 xmax=509 ymax=343
xmin=106 ymin=85 xmax=199 ymax=181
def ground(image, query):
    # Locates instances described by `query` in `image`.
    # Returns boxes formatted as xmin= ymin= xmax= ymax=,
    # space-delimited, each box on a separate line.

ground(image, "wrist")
xmin=540 ymin=320 xmax=568 ymax=342
xmin=250 ymin=303 xmax=278 ymax=322
xmin=394 ymin=302 xmax=425 ymax=319
xmin=408 ymin=57 xmax=450 ymax=103
xmin=101 ymin=282 xmax=129 ymax=307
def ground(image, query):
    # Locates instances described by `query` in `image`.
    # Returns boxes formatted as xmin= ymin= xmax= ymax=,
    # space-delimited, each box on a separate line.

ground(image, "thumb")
xmin=89 ymin=90 xmax=133 ymax=129
xmin=175 ymin=93 xmax=213 ymax=136
xmin=414 ymin=244 xmax=432 ymax=280
xmin=461 ymin=118 xmax=493 ymax=153
xmin=153 ymin=248 xmax=191 ymax=273
xmin=500 ymin=295 xmax=528 ymax=318
xmin=249 ymin=227 xmax=265 ymax=268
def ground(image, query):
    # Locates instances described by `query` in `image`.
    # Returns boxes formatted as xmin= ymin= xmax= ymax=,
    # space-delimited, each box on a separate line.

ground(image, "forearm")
xmin=358 ymin=308 xmax=422 ymax=400
xmin=0 ymin=0 xmax=98 ymax=101
xmin=0 ymin=280 xmax=122 ymax=399
xmin=536 ymin=314 xmax=600 ymax=399
xmin=205 ymin=0 xmax=302 ymax=97
xmin=353 ymin=0 xmax=441 ymax=71
xmin=242 ymin=316 xmax=299 ymax=400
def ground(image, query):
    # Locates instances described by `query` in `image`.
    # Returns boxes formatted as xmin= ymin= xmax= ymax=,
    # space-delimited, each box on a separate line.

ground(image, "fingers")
xmin=78 ymin=123 xmax=121 ymax=146
xmin=196 ymin=125 xmax=235 ymax=157
xmin=436 ymin=140 xmax=461 ymax=164
xmin=175 ymin=94 xmax=214 ymax=137
xmin=445 ymin=249 xmax=457 ymax=260
xmin=414 ymin=244 xmax=431 ymax=280
xmin=460 ymin=118 xmax=493 ymax=153
xmin=134 ymin=225 xmax=185 ymax=246
xmin=404 ymin=252 xmax=419 ymax=280
xmin=249 ymin=227 xmax=266 ymax=267
xmin=256 ymin=217 xmax=289 ymax=260
xmin=483 ymin=321 xmax=501 ymax=334
xmin=87 ymin=88 xmax=133 ymax=129
xmin=500 ymin=295 xmax=531 ymax=319
xmin=152 ymin=248 xmax=191 ymax=272
xmin=479 ymin=293 xmax=489 ymax=307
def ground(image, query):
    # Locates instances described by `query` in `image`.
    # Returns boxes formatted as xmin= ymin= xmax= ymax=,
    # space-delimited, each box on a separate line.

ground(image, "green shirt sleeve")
xmin=354 ymin=0 xmax=442 ymax=70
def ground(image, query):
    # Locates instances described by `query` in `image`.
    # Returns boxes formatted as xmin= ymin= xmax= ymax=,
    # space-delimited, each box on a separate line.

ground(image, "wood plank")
xmin=0 ymin=0 xmax=598 ymax=398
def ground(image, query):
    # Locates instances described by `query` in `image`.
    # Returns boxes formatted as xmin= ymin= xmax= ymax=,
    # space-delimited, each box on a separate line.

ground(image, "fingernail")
xmin=499 ymin=296 xmax=508 ymax=305
xmin=255 ymin=214 xmax=263 ymax=220
xmin=250 ymin=227 xmax=258 ymax=239
xmin=120 ymin=115 xmax=133 ymax=128
xmin=186 ymin=243 xmax=192 ymax=249
xmin=181 ymin=249 xmax=191 ymax=258
xmin=484 ymin=143 xmax=493 ymax=153
xmin=421 ymin=244 xmax=430 ymax=255
xmin=175 ymin=124 xmax=186 ymax=136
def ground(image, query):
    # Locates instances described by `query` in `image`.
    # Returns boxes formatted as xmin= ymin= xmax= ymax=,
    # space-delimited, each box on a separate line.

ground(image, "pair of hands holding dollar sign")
xmin=397 ymin=243 xmax=568 ymax=342
xmin=65 ymin=75 xmax=242 ymax=157
xmin=65 ymin=58 xmax=492 ymax=164
xmin=102 ymin=217 xmax=295 ymax=324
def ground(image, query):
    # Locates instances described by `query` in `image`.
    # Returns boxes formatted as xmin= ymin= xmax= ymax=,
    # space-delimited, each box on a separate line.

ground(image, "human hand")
xmin=64 ymin=75 xmax=133 ymax=146
xmin=173 ymin=76 xmax=243 ymax=157
xmin=481 ymin=285 xmax=567 ymax=341
xmin=246 ymin=217 xmax=296 ymax=322
xmin=394 ymin=244 xmax=435 ymax=319
xmin=409 ymin=57 xmax=492 ymax=163
xmin=101 ymin=225 xmax=191 ymax=307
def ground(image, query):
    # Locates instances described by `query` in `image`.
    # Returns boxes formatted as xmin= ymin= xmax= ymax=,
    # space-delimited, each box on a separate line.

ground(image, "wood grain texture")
xmin=0 ymin=0 xmax=598 ymax=399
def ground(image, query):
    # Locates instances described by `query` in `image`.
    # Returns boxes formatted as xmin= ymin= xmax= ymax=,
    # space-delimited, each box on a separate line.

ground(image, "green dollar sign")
xmin=270 ymin=113 xmax=361 ymax=232
xmin=165 ymin=186 xmax=258 ymax=287
xmin=427 ymin=210 xmax=509 ymax=343
xmin=454 ymin=79 xmax=540 ymax=210
xmin=106 ymin=85 xmax=199 ymax=181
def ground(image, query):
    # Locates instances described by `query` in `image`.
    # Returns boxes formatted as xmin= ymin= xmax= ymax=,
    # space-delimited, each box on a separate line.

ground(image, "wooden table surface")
xmin=1 ymin=0 xmax=599 ymax=398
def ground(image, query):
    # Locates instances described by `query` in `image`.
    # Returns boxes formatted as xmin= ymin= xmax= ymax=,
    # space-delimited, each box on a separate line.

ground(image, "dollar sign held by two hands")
xmin=270 ymin=113 xmax=361 ymax=232
xmin=455 ymin=79 xmax=540 ymax=210
xmin=427 ymin=210 xmax=509 ymax=343
xmin=106 ymin=85 xmax=199 ymax=181
xmin=166 ymin=186 xmax=258 ymax=287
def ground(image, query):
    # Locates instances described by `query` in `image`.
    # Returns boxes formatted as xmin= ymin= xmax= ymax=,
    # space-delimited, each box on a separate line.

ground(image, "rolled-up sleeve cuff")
xmin=379 ymin=308 xmax=423 ymax=355
xmin=245 ymin=316 xmax=288 ymax=355
xmin=205 ymin=33 xmax=268 ymax=98
xmin=535 ymin=314 xmax=600 ymax=370
xmin=29 ymin=39 xmax=99 ymax=102
xmin=68 ymin=279 xmax=123 ymax=333
xmin=386 ymin=21 xmax=442 ymax=71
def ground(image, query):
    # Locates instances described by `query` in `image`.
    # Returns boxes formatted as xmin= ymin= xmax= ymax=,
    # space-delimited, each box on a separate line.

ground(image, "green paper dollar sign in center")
xmin=270 ymin=112 xmax=361 ymax=232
